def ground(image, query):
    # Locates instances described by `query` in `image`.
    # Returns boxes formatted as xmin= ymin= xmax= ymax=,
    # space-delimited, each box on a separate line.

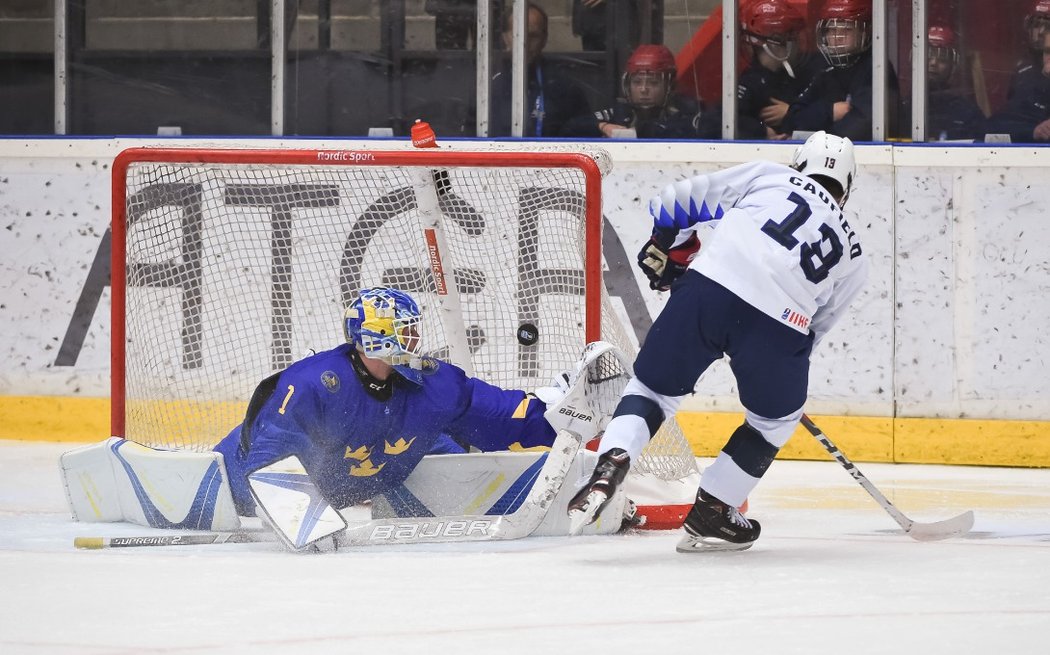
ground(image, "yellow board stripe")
xmin=2 ymin=395 xmax=1049 ymax=467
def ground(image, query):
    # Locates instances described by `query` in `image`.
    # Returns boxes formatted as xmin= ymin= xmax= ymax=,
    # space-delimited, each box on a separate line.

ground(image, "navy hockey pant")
xmin=633 ymin=271 xmax=814 ymax=420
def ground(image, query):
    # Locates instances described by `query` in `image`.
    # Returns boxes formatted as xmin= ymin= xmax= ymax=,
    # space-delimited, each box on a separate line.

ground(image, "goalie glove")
xmin=637 ymin=229 xmax=701 ymax=291
xmin=532 ymin=370 xmax=572 ymax=407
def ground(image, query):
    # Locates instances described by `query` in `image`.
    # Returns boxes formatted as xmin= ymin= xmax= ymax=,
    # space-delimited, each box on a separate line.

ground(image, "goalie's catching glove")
xmin=637 ymin=228 xmax=701 ymax=291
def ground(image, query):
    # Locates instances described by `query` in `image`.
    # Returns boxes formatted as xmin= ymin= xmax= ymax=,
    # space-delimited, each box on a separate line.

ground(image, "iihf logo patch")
xmin=781 ymin=308 xmax=811 ymax=330
xmin=320 ymin=370 xmax=341 ymax=393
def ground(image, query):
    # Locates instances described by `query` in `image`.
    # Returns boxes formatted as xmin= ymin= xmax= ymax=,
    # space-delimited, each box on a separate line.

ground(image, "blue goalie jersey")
xmin=215 ymin=344 xmax=556 ymax=515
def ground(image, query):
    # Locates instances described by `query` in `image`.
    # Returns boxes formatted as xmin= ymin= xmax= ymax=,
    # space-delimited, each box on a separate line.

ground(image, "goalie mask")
xmin=790 ymin=130 xmax=856 ymax=207
xmin=344 ymin=287 xmax=424 ymax=381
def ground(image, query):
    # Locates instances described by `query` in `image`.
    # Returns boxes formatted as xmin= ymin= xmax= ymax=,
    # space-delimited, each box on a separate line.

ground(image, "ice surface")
xmin=1 ymin=440 xmax=1048 ymax=655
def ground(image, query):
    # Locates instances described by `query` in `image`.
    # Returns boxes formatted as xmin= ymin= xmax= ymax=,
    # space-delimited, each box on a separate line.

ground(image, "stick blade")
xmin=905 ymin=510 xmax=975 ymax=542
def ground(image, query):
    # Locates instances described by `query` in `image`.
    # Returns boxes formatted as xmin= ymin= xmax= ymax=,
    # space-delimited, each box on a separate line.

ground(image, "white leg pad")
xmin=370 ymin=450 xmax=628 ymax=536
xmin=60 ymin=438 xmax=240 ymax=531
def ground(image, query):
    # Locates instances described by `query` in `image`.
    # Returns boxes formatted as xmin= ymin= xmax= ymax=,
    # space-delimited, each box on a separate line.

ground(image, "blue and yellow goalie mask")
xmin=344 ymin=288 xmax=424 ymax=380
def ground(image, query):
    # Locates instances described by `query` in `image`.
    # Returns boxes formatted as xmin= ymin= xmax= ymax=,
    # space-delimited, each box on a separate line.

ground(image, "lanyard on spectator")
xmin=533 ymin=66 xmax=545 ymax=137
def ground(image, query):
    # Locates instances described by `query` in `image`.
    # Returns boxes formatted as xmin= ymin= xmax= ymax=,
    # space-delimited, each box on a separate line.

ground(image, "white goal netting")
xmin=113 ymin=147 xmax=696 ymax=481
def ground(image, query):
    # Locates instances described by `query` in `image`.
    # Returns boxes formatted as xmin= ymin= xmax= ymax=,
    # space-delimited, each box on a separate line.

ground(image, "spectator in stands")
xmin=922 ymin=25 xmax=986 ymax=141
xmin=1021 ymin=0 xmax=1050 ymax=69
xmin=781 ymin=0 xmax=899 ymax=141
xmin=986 ymin=29 xmax=1050 ymax=142
xmin=485 ymin=2 xmax=591 ymax=137
xmin=737 ymin=0 xmax=823 ymax=140
xmin=561 ymin=44 xmax=719 ymax=139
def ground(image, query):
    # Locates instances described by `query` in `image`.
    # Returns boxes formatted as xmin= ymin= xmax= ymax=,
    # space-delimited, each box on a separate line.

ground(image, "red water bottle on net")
xmin=411 ymin=119 xmax=438 ymax=148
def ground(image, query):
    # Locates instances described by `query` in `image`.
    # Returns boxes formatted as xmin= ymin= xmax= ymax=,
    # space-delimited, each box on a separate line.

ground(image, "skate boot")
xmin=567 ymin=448 xmax=630 ymax=534
xmin=676 ymin=489 xmax=761 ymax=552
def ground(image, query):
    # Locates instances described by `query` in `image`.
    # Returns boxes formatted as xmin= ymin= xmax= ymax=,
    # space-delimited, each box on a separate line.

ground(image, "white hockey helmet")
xmin=790 ymin=131 xmax=856 ymax=207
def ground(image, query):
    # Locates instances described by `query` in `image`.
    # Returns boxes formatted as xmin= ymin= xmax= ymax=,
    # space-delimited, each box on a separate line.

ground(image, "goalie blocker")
xmin=61 ymin=342 xmax=646 ymax=550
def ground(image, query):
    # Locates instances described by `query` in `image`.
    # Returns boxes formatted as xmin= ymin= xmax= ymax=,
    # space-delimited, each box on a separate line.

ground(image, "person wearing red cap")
xmin=921 ymin=25 xmax=986 ymax=141
xmin=782 ymin=0 xmax=899 ymax=141
xmin=737 ymin=0 xmax=823 ymax=140
xmin=988 ymin=22 xmax=1050 ymax=142
xmin=1023 ymin=0 xmax=1050 ymax=66
xmin=562 ymin=44 xmax=718 ymax=138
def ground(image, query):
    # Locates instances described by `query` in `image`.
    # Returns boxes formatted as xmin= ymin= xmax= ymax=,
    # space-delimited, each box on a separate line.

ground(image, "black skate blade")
xmin=675 ymin=533 xmax=755 ymax=553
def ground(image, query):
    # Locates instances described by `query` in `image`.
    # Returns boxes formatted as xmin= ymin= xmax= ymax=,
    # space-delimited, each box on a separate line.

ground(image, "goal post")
xmin=110 ymin=146 xmax=696 ymax=487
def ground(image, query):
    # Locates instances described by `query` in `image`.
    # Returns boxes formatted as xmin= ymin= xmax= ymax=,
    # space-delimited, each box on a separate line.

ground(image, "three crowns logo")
xmin=384 ymin=437 xmax=416 ymax=455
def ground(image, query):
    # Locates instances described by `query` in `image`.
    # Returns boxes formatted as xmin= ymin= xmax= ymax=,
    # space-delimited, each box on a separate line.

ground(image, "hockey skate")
xmin=676 ymin=489 xmax=761 ymax=553
xmin=567 ymin=448 xmax=630 ymax=535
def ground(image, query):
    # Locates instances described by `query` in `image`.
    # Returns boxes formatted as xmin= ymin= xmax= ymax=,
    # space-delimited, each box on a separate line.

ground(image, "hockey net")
xmin=111 ymin=146 xmax=697 ymax=487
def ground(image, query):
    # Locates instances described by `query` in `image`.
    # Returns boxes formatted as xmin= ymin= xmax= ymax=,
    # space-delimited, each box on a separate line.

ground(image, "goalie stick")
xmin=74 ymin=532 xmax=272 ymax=549
xmin=801 ymin=414 xmax=974 ymax=541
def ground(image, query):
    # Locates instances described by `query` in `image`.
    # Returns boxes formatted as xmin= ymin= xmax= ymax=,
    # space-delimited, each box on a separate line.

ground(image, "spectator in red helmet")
xmin=987 ymin=28 xmax=1050 ymax=142
xmin=1023 ymin=0 xmax=1050 ymax=67
xmin=782 ymin=0 xmax=900 ymax=141
xmin=921 ymin=25 xmax=987 ymax=141
xmin=737 ymin=0 xmax=823 ymax=140
xmin=562 ymin=44 xmax=719 ymax=138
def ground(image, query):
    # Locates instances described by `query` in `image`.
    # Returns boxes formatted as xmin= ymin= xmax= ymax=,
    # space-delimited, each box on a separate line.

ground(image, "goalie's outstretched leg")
xmin=567 ymin=448 xmax=630 ymax=535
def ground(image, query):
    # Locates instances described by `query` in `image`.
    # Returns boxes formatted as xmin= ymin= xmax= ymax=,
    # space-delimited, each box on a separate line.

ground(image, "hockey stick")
xmin=74 ymin=532 xmax=273 ymax=549
xmin=800 ymin=414 xmax=974 ymax=541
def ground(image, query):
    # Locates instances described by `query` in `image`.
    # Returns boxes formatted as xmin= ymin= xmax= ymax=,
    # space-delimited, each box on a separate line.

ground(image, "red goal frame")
xmin=110 ymin=147 xmax=606 ymax=439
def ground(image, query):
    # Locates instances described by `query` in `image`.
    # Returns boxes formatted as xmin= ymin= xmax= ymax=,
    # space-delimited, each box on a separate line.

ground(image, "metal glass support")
xmin=721 ymin=0 xmax=738 ymax=140
xmin=872 ymin=0 xmax=887 ymax=141
xmin=54 ymin=0 xmax=68 ymax=134
xmin=476 ymin=0 xmax=492 ymax=136
xmin=510 ymin=0 xmax=526 ymax=137
xmin=911 ymin=0 xmax=927 ymax=142
xmin=271 ymin=0 xmax=286 ymax=136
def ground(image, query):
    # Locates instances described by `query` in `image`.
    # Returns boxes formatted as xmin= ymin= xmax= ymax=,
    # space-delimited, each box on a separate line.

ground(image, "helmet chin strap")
xmin=761 ymin=42 xmax=796 ymax=79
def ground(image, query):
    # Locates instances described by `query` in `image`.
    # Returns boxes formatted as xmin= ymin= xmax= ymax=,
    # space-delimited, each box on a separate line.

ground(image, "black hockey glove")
xmin=637 ymin=229 xmax=701 ymax=291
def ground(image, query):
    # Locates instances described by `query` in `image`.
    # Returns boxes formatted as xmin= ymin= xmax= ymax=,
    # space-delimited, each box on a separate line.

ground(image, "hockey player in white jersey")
xmin=568 ymin=131 xmax=868 ymax=551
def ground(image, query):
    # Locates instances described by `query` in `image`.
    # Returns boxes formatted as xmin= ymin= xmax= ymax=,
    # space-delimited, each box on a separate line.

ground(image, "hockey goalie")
xmin=61 ymin=286 xmax=642 ymax=551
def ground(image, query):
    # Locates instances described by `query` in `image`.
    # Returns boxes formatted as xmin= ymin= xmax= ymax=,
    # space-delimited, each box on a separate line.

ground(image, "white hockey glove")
xmin=532 ymin=370 xmax=572 ymax=407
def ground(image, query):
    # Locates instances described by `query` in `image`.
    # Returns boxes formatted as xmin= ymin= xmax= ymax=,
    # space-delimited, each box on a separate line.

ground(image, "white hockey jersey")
xmin=649 ymin=161 xmax=868 ymax=345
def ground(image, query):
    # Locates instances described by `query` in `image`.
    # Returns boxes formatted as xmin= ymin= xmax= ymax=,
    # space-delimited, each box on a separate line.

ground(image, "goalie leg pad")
xmin=370 ymin=450 xmax=626 ymax=536
xmin=60 ymin=438 xmax=241 ymax=531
